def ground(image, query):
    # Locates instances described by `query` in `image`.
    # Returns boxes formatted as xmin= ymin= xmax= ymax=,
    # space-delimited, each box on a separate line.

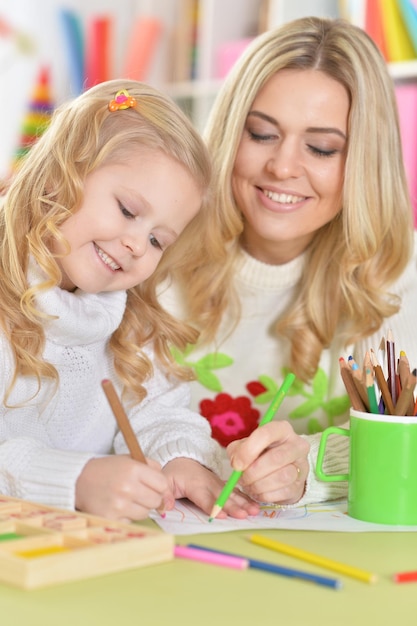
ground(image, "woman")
xmin=160 ymin=17 xmax=417 ymax=507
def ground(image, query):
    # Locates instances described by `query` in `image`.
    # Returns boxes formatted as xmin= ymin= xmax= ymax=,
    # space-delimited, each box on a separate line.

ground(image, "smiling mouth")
xmin=94 ymin=244 xmax=121 ymax=271
xmin=262 ymin=189 xmax=307 ymax=204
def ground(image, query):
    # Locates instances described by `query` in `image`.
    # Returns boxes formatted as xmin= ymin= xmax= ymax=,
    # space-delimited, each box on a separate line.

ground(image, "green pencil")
xmin=208 ymin=372 xmax=296 ymax=521
xmin=365 ymin=367 xmax=379 ymax=414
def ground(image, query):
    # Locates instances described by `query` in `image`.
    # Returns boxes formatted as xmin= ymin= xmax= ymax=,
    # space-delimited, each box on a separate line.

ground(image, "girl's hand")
xmin=162 ymin=458 xmax=260 ymax=519
xmin=75 ymin=455 xmax=171 ymax=521
xmin=227 ymin=421 xmax=310 ymax=505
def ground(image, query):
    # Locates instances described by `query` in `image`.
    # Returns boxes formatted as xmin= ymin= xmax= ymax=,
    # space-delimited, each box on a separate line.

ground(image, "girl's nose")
xmin=121 ymin=232 xmax=146 ymax=257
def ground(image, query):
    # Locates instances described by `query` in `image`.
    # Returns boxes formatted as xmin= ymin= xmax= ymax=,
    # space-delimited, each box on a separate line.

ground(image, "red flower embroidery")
xmin=200 ymin=393 xmax=260 ymax=447
xmin=246 ymin=381 xmax=267 ymax=397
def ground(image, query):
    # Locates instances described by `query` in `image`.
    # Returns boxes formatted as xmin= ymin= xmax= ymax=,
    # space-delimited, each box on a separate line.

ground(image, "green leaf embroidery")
xmin=307 ymin=418 xmax=323 ymax=434
xmin=171 ymin=345 xmax=234 ymax=392
xmin=311 ymin=368 xmax=328 ymax=396
xmin=194 ymin=366 xmax=223 ymax=392
xmin=254 ymin=390 xmax=276 ymax=405
xmin=289 ymin=397 xmax=323 ymax=419
xmin=196 ymin=353 xmax=234 ymax=370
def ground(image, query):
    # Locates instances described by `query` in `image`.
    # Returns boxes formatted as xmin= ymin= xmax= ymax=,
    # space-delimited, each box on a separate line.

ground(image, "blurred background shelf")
xmin=1 ymin=0 xmax=417 ymax=184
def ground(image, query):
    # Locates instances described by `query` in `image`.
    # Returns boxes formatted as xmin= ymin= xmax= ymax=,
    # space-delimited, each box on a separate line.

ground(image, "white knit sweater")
xmin=0 ymin=264 xmax=222 ymax=510
xmin=160 ymin=231 xmax=417 ymax=504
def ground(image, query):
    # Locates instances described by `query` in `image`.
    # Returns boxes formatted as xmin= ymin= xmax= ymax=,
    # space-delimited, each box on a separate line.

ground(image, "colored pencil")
xmin=349 ymin=357 xmax=370 ymax=410
xmin=386 ymin=329 xmax=397 ymax=405
xmin=377 ymin=336 xmax=386 ymax=365
xmin=187 ymin=544 xmax=342 ymax=589
xmin=394 ymin=368 xmax=417 ymax=416
xmin=398 ymin=351 xmax=414 ymax=415
xmin=101 ymin=379 xmax=165 ymax=517
xmin=102 ymin=379 xmax=146 ymax=463
xmin=174 ymin=545 xmax=248 ymax=570
xmin=398 ymin=350 xmax=411 ymax=387
xmin=248 ymin=534 xmax=378 ymax=584
xmin=370 ymin=349 xmax=395 ymax=414
xmin=208 ymin=372 xmax=296 ymax=521
xmin=365 ymin=367 xmax=379 ymax=414
xmin=393 ymin=570 xmax=417 ymax=583
xmin=339 ymin=357 xmax=366 ymax=411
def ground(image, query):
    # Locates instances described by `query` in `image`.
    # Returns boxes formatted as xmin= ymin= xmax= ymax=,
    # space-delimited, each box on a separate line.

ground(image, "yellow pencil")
xmin=248 ymin=534 xmax=378 ymax=584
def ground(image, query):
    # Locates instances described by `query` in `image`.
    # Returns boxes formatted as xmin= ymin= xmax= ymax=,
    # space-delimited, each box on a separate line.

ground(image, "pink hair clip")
xmin=108 ymin=89 xmax=137 ymax=112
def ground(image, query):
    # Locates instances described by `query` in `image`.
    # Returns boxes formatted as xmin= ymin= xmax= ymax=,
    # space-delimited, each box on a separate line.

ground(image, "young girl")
xmin=160 ymin=18 xmax=417 ymax=506
xmin=0 ymin=79 xmax=259 ymax=522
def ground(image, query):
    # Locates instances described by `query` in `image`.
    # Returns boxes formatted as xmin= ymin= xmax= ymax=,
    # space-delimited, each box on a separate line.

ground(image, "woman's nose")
xmin=266 ymin=139 xmax=303 ymax=179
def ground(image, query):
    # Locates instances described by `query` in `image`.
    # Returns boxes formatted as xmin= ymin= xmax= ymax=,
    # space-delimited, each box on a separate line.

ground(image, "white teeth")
xmin=263 ymin=190 xmax=305 ymax=204
xmin=95 ymin=244 xmax=120 ymax=270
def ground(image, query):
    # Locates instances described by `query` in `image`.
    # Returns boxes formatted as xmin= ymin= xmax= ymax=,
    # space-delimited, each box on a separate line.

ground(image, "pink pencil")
xmin=174 ymin=545 xmax=248 ymax=570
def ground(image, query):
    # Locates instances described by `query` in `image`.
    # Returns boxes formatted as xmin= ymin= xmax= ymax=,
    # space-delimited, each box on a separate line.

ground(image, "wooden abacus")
xmin=0 ymin=495 xmax=173 ymax=589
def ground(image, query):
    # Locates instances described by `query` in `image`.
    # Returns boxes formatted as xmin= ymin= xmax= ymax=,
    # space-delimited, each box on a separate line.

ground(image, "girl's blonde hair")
xmin=0 ymin=78 xmax=212 ymax=403
xmin=169 ymin=16 xmax=414 ymax=382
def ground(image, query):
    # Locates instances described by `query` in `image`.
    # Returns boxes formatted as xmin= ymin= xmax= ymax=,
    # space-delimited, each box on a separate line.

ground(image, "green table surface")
xmin=2 ymin=517 xmax=417 ymax=626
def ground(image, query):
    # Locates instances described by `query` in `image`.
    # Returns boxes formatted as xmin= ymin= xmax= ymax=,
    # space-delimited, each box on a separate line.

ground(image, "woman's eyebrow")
xmin=305 ymin=127 xmax=347 ymax=140
xmin=247 ymin=110 xmax=278 ymax=125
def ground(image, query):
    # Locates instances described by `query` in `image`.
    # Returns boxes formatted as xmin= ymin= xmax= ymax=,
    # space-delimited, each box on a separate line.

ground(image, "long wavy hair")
xmin=0 ymin=78 xmax=212 ymax=404
xmin=167 ymin=16 xmax=414 ymax=382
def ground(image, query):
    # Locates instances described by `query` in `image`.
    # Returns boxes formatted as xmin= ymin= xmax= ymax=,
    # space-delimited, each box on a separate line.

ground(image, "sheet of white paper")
xmin=150 ymin=499 xmax=417 ymax=535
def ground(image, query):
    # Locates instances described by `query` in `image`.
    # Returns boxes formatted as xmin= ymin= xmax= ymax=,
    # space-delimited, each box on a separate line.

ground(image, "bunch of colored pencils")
xmin=339 ymin=330 xmax=417 ymax=416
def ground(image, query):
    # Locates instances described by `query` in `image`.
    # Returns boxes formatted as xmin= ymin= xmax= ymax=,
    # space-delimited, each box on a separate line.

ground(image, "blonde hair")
xmin=171 ymin=17 xmax=414 ymax=382
xmin=0 ymin=78 xmax=212 ymax=403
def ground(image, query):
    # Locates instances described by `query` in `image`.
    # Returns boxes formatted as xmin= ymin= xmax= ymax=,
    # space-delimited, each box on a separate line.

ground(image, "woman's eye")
xmin=307 ymin=145 xmax=338 ymax=158
xmin=248 ymin=130 xmax=277 ymax=142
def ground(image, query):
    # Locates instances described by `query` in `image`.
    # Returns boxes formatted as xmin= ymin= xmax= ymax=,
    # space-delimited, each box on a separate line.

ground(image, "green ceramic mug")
xmin=316 ymin=409 xmax=417 ymax=525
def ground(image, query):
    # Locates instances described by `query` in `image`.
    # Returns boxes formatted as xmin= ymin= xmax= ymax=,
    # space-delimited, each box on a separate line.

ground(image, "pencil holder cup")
xmin=315 ymin=409 xmax=417 ymax=525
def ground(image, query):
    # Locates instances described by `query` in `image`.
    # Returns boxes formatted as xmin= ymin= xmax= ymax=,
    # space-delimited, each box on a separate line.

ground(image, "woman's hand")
xmin=162 ymin=457 xmax=260 ymax=519
xmin=227 ymin=420 xmax=310 ymax=505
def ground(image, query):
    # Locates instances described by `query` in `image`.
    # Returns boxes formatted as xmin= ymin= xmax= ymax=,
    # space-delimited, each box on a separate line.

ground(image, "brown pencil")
xmin=398 ymin=351 xmax=413 ymax=414
xmin=394 ymin=369 xmax=417 ymax=416
xmin=101 ymin=378 xmax=146 ymax=462
xmin=386 ymin=329 xmax=397 ymax=405
xmin=348 ymin=357 xmax=370 ymax=410
xmin=398 ymin=351 xmax=411 ymax=386
xmin=339 ymin=357 xmax=366 ymax=411
xmin=370 ymin=350 xmax=395 ymax=415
